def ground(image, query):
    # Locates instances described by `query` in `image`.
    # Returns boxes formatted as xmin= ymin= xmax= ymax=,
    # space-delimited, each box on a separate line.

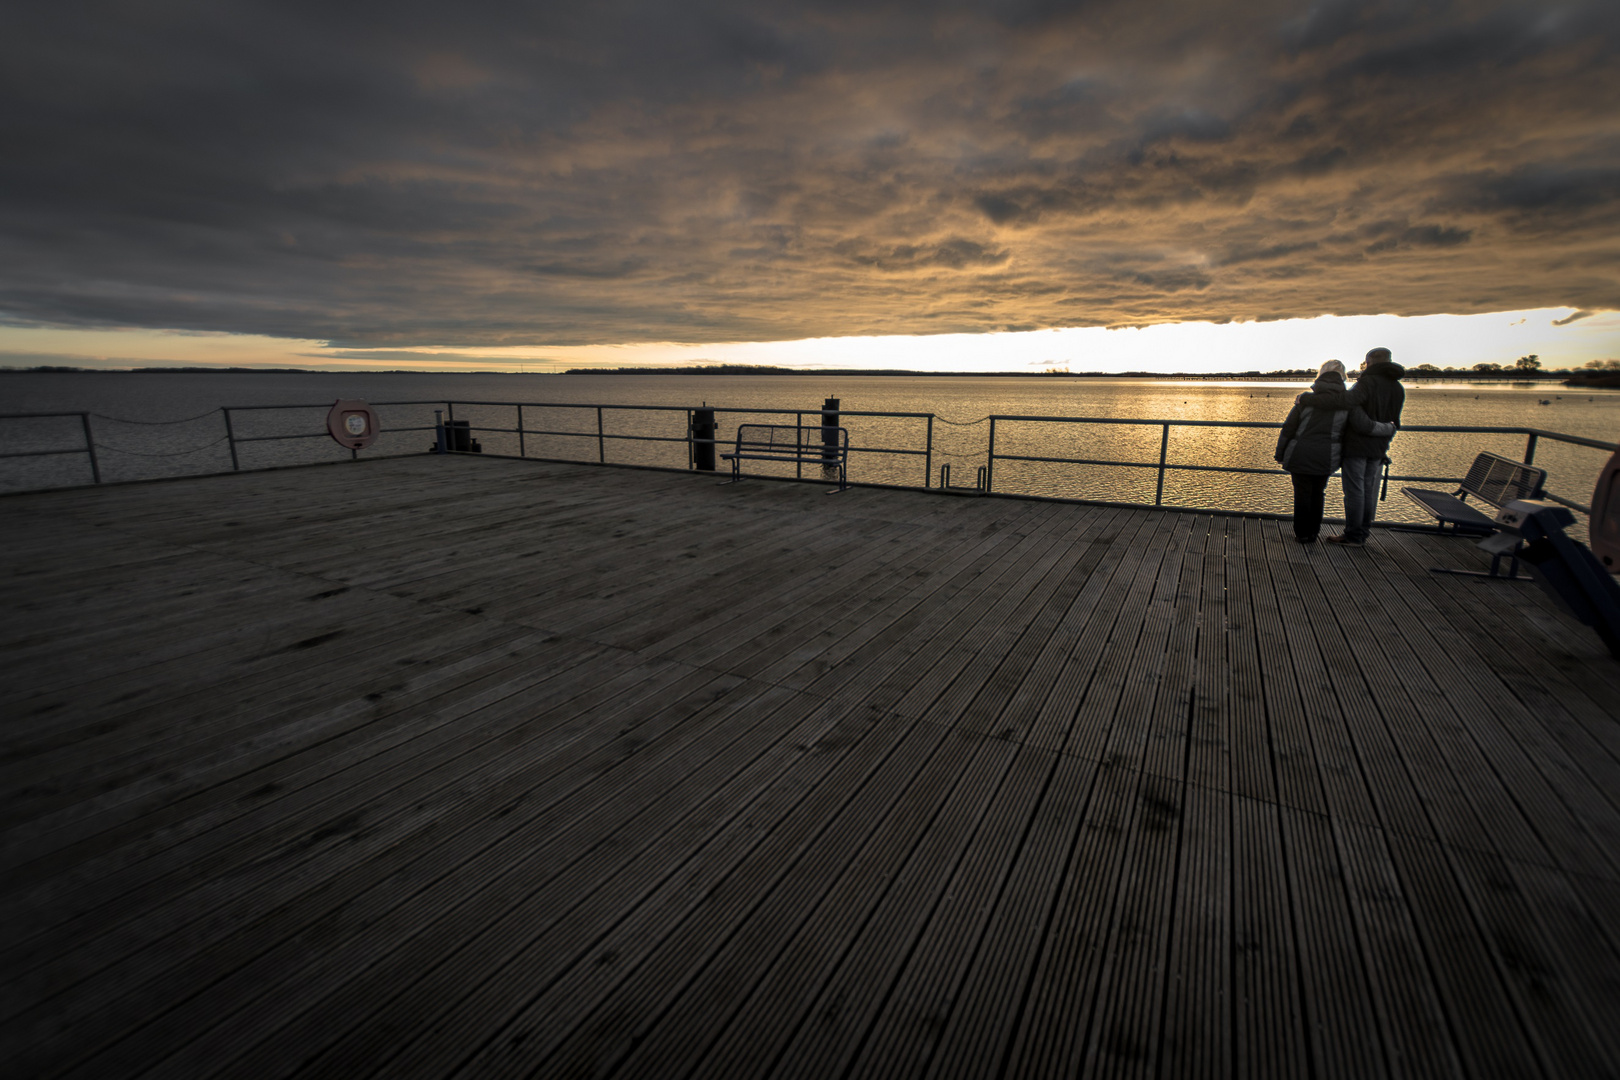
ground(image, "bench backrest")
xmin=733 ymin=424 xmax=847 ymax=454
xmin=1461 ymin=452 xmax=1546 ymax=507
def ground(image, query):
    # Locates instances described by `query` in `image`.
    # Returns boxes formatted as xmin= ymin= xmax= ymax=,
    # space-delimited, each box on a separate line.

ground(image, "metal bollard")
xmin=692 ymin=406 xmax=717 ymax=471
xmin=821 ymin=397 xmax=839 ymax=465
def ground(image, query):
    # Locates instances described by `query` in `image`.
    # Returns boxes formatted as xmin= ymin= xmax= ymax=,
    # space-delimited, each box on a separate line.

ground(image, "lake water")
xmin=3 ymin=370 xmax=1616 ymax=524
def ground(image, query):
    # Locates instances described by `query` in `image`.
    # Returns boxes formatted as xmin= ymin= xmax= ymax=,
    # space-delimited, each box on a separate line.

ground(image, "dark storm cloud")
xmin=2 ymin=0 xmax=1617 ymax=346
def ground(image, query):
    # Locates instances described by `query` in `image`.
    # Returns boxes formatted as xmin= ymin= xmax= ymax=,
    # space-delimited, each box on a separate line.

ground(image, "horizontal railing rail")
xmin=432 ymin=400 xmax=935 ymax=484
xmin=0 ymin=411 xmax=100 ymax=483
xmin=2 ymin=399 xmax=1612 ymax=521
xmin=985 ymin=415 xmax=1616 ymax=514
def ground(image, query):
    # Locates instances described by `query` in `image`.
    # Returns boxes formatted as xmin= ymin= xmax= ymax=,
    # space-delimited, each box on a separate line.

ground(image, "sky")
xmin=3 ymin=1 xmax=1618 ymax=372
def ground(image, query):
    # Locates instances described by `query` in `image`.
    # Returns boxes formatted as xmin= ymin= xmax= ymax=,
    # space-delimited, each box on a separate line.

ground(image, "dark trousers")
xmin=1291 ymin=473 xmax=1330 ymax=539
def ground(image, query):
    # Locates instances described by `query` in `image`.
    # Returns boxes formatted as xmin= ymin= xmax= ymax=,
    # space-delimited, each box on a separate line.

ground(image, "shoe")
xmin=1326 ymin=534 xmax=1366 ymax=546
xmin=1295 ymin=534 xmax=1318 ymax=544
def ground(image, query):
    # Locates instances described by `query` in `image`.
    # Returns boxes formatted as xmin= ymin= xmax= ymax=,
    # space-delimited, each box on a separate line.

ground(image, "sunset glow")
xmin=3 ymin=2 xmax=1618 ymax=369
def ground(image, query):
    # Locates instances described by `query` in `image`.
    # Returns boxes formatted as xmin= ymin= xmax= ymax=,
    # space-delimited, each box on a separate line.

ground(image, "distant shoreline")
xmin=1 ymin=364 xmax=1605 ymax=385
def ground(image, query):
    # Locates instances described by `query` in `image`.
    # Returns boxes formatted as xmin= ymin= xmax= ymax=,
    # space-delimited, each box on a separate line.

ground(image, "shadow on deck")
xmin=3 ymin=455 xmax=1619 ymax=1079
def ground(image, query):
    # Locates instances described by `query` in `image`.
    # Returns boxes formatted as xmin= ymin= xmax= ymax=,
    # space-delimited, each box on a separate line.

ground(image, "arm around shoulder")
xmin=1348 ymin=406 xmax=1394 ymax=437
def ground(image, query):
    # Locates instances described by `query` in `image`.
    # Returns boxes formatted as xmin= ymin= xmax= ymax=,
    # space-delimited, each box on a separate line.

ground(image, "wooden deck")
xmin=3 ymin=455 xmax=1619 ymax=1079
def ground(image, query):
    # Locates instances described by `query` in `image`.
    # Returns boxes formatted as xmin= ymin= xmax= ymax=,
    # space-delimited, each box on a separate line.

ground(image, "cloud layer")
xmin=3 ymin=0 xmax=1617 ymax=346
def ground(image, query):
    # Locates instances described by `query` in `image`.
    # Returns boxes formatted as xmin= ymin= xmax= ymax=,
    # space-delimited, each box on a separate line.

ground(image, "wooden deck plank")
xmin=1002 ymin=762 xmax=1146 ymax=1077
xmin=75 ymin=679 xmax=828 ymax=1080
xmin=762 ymin=741 xmax=1025 ymax=1079
xmin=1263 ymin=524 xmax=1382 ymax=826
xmin=1079 ymin=769 xmax=1186 ymax=1078
xmin=918 ymin=752 xmax=1101 ymax=1080
xmin=0 ymin=624 xmax=568 ymax=877
xmin=943 ymin=507 xmax=1135 ymax=739
xmin=182 ymin=691 xmax=896 ymax=1080
xmin=1158 ymin=781 xmax=1232 ymax=1080
xmin=3 ymin=455 xmax=1618 ymax=1080
xmin=1223 ymin=519 xmax=1275 ymax=804
xmin=1380 ymin=526 xmax=1620 ymax=787
xmin=1334 ymin=537 xmax=1613 ymax=874
xmin=1055 ymin=513 xmax=1195 ymax=761
xmin=1381 ymin=834 xmax=1548 ymax=1077
xmin=1369 ymin=533 xmax=1620 ymax=880
xmin=1331 ymin=819 xmax=1461 ymax=1077
xmin=1240 ymin=517 xmax=1326 ymax=815
xmin=1276 ymin=544 xmax=1436 ymax=840
xmin=881 ymin=509 xmax=1100 ymax=722
xmin=1278 ymin=806 xmax=1387 ymax=1079
xmin=1140 ymin=515 xmax=1211 ymax=780
xmin=1082 ymin=512 xmax=1200 ymax=769
xmin=1230 ymin=794 xmax=1310 ymax=1080
xmin=1444 ymin=847 xmax=1619 ymax=1077
xmin=1186 ymin=517 xmax=1234 ymax=794
xmin=1 ymin=651 xmax=715 ymax=1035
xmin=0 ymin=602 xmax=505 ymax=817
xmin=472 ymin=721 xmax=973 ymax=1080
xmin=761 ymin=506 xmax=1060 ymax=693
xmin=984 ymin=509 xmax=1163 ymax=749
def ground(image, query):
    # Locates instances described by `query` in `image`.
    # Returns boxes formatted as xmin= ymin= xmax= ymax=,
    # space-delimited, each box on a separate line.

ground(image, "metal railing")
xmin=0 ymin=412 xmax=101 ymax=483
xmin=2 ymin=399 xmax=1613 ymax=521
xmin=432 ymin=400 xmax=935 ymax=485
xmin=985 ymin=417 xmax=1616 ymax=514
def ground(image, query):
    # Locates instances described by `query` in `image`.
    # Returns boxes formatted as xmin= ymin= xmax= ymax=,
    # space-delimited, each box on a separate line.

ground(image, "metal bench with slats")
xmin=1403 ymin=451 xmax=1546 ymax=535
xmin=721 ymin=424 xmax=848 ymax=492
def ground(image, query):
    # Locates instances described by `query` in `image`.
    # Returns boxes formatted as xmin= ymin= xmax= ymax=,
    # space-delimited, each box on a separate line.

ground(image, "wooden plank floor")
xmin=4 ymin=455 xmax=1620 ymax=1079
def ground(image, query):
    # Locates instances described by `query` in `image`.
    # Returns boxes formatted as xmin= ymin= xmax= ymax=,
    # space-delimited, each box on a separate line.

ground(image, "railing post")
xmin=796 ymin=412 xmax=803 ymax=479
xmin=597 ymin=406 xmax=605 ymax=463
xmin=925 ymin=415 xmax=933 ymax=488
xmin=80 ymin=413 xmax=101 ymax=484
xmin=1524 ymin=432 xmax=1538 ymax=465
xmin=986 ymin=418 xmax=996 ymax=493
xmin=686 ymin=409 xmax=693 ymax=469
xmin=1155 ymin=423 xmax=1170 ymax=505
xmin=517 ymin=404 xmax=525 ymax=459
xmin=222 ymin=408 xmax=240 ymax=471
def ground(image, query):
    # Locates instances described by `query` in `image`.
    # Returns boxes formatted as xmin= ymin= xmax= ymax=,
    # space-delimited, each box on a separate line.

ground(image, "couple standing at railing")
xmin=1275 ymin=347 xmax=1407 ymax=545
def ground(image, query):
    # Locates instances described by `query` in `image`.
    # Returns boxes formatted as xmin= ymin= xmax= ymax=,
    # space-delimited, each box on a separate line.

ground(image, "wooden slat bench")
xmin=1403 ymin=451 xmax=1546 ymax=535
xmin=721 ymin=423 xmax=849 ymax=491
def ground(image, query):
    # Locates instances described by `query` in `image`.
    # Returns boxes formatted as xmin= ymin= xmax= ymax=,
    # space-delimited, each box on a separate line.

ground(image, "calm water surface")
xmin=3 ymin=371 xmax=1616 ymax=523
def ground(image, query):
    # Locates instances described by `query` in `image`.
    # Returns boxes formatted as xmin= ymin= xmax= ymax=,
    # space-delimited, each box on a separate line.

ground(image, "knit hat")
xmin=1318 ymin=359 xmax=1347 ymax=378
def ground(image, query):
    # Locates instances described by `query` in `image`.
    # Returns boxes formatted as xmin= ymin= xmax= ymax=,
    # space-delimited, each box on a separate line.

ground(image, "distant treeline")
xmin=0 ymin=365 xmax=472 ymax=375
xmin=1 ymin=365 xmax=337 ymax=374
xmin=564 ymin=365 xmax=1603 ymax=380
xmin=566 ymin=365 xmax=1334 ymax=377
xmin=5 ymin=363 xmax=1607 ymax=384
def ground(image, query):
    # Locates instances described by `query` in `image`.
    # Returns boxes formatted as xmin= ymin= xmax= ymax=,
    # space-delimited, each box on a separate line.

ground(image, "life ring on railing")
xmin=327 ymin=399 xmax=380 ymax=450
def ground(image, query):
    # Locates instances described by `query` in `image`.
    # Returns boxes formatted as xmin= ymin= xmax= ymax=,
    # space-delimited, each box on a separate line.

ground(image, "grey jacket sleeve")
xmin=1347 ymin=405 xmax=1394 ymax=437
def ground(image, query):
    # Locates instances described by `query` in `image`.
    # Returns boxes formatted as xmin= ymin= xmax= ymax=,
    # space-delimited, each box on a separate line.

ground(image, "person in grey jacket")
xmin=1295 ymin=346 xmax=1406 ymax=546
xmin=1276 ymin=360 xmax=1397 ymax=543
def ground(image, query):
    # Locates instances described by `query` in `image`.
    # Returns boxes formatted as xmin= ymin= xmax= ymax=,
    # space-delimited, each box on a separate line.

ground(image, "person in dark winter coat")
xmin=1277 ymin=360 xmax=1396 ymax=543
xmin=1296 ymin=347 xmax=1406 ymax=545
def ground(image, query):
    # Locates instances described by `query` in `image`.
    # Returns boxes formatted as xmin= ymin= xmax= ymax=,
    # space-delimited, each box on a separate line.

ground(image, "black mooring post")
xmin=692 ymin=405 xmax=717 ymax=471
xmin=821 ymin=397 xmax=839 ymax=465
